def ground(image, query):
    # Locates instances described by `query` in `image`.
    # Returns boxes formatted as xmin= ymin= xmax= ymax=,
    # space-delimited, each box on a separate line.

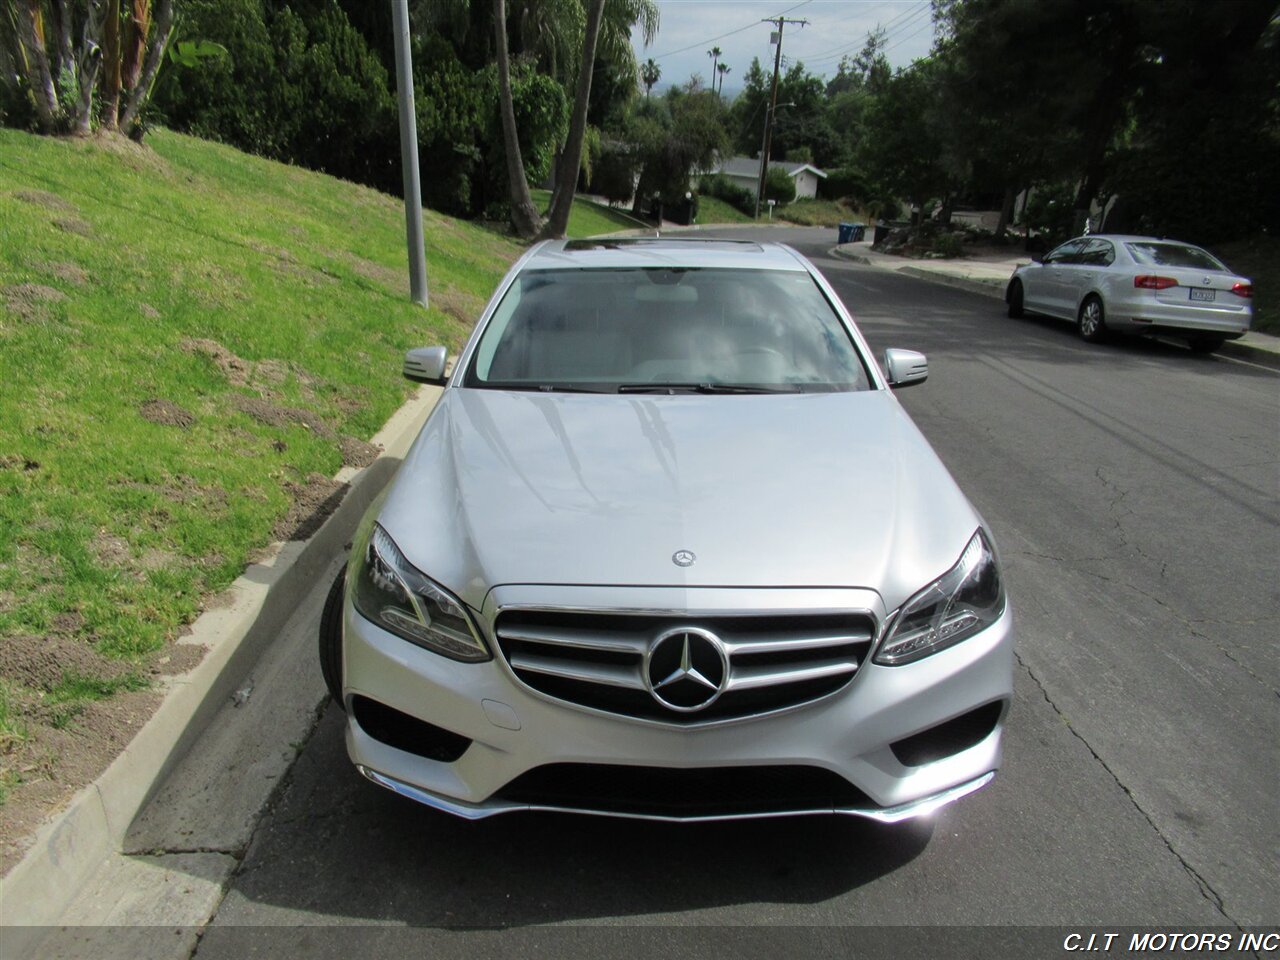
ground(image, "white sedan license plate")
xmin=1190 ymin=288 xmax=1216 ymax=302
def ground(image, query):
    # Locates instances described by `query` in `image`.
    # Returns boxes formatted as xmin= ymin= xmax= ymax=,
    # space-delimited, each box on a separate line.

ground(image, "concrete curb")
xmin=0 ymin=385 xmax=440 ymax=941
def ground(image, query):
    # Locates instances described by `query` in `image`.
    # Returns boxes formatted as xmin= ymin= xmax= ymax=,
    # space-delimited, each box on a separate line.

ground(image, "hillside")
xmin=0 ymin=127 xmax=521 ymax=837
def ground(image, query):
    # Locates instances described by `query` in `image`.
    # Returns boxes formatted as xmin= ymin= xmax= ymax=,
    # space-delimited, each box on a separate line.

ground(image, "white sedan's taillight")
xmin=1231 ymin=282 xmax=1253 ymax=298
xmin=1134 ymin=275 xmax=1178 ymax=290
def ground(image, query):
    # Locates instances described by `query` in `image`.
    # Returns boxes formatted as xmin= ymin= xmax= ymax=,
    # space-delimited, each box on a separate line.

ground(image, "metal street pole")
xmin=391 ymin=0 xmax=428 ymax=307
xmin=754 ymin=17 xmax=806 ymax=219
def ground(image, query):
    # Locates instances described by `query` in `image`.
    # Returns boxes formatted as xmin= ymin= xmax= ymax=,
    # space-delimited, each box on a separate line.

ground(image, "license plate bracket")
xmin=1190 ymin=288 xmax=1216 ymax=302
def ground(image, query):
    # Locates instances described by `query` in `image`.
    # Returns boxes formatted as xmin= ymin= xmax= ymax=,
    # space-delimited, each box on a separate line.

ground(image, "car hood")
xmin=380 ymin=388 xmax=981 ymax=613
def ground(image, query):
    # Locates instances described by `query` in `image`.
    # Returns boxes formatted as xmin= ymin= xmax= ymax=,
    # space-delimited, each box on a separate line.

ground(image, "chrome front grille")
xmin=494 ymin=609 xmax=875 ymax=723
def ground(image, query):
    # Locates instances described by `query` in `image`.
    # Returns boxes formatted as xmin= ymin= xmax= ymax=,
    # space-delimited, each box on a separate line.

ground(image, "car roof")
xmin=524 ymin=237 xmax=808 ymax=271
xmin=1082 ymin=234 xmax=1202 ymax=245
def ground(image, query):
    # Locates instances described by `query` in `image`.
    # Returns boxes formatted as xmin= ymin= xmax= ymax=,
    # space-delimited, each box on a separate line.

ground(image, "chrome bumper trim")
xmin=357 ymin=766 xmax=994 ymax=825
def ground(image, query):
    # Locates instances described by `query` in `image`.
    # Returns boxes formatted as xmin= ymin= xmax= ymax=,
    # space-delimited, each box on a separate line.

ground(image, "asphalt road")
xmin=195 ymin=227 xmax=1278 ymax=955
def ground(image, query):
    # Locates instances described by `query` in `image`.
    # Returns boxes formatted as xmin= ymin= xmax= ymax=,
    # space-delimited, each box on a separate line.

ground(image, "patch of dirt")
xmin=273 ymin=260 xmax=338 ymax=287
xmin=149 ymin=642 xmax=207 ymax=678
xmin=49 ymin=612 xmax=85 ymax=636
xmin=138 ymin=548 xmax=179 ymax=572
xmin=139 ymin=303 xmax=161 ymax=319
xmin=0 ymin=634 xmax=126 ymax=693
xmin=236 ymin=395 xmax=333 ymax=438
xmin=90 ymin=530 xmax=130 ymax=568
xmin=3 ymin=283 xmax=67 ymax=323
xmin=12 ymin=190 xmax=78 ymax=213
xmin=0 ymin=686 xmax=161 ymax=875
xmin=181 ymin=338 xmax=252 ymax=387
xmin=247 ymin=240 xmax=298 ymax=264
xmin=53 ymin=217 xmax=93 ymax=238
xmin=272 ymin=473 xmax=349 ymax=541
xmin=139 ymin=398 xmax=195 ymax=429
xmin=338 ymin=435 xmax=380 ymax=469
xmin=0 ymin=456 xmax=41 ymax=472
xmin=34 ymin=261 xmax=89 ymax=287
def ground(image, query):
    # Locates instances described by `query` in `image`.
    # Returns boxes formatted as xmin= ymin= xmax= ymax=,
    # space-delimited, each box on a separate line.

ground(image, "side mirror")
xmin=404 ymin=346 xmax=448 ymax=385
xmin=1032 ymin=254 xmax=1045 ymax=264
xmin=884 ymin=348 xmax=928 ymax=389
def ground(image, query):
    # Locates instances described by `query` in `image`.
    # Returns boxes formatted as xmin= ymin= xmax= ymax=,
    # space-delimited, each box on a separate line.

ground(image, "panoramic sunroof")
xmin=562 ymin=238 xmax=763 ymax=252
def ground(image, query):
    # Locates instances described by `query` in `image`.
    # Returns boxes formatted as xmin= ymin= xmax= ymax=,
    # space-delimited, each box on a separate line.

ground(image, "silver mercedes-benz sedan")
xmin=320 ymin=237 xmax=1013 ymax=824
xmin=1005 ymin=234 xmax=1253 ymax=354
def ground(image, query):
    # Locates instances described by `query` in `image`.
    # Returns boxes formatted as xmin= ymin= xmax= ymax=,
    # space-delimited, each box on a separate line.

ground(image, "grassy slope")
xmin=775 ymin=199 xmax=863 ymax=228
xmin=529 ymin=189 xmax=648 ymax=236
xmin=0 ymin=128 xmax=520 ymax=768
xmin=694 ymin=196 xmax=754 ymax=225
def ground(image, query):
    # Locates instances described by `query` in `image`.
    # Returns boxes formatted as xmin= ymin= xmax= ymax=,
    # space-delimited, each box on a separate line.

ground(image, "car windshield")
xmin=465 ymin=267 xmax=872 ymax=393
xmin=1125 ymin=242 xmax=1227 ymax=271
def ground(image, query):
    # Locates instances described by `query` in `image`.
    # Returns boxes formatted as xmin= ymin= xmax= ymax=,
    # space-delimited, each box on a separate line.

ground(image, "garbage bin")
xmin=837 ymin=222 xmax=856 ymax=245
xmin=850 ymin=222 xmax=866 ymax=242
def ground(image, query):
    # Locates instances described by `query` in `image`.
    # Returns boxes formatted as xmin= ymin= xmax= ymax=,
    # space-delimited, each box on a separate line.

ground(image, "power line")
xmin=797 ymin=0 xmax=927 ymax=62
xmin=800 ymin=0 xmax=930 ymax=67
xmin=649 ymin=0 xmax=813 ymax=61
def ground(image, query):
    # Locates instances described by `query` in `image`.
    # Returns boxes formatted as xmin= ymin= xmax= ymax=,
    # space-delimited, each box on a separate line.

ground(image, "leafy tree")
xmin=627 ymin=82 xmax=728 ymax=217
xmin=857 ymin=61 xmax=959 ymax=223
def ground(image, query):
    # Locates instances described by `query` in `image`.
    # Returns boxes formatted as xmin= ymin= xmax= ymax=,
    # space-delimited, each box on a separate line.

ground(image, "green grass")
xmin=694 ymin=196 xmax=754 ymax=225
xmin=529 ymin=189 xmax=649 ymax=237
xmin=775 ymin=199 xmax=863 ymax=228
xmin=1215 ymin=235 xmax=1277 ymax=335
xmin=0 ymin=128 xmax=521 ymax=704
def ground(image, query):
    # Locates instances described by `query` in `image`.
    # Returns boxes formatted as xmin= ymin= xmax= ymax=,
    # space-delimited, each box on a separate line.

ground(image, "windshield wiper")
xmin=617 ymin=382 xmax=799 ymax=395
xmin=481 ymin=383 xmax=610 ymax=394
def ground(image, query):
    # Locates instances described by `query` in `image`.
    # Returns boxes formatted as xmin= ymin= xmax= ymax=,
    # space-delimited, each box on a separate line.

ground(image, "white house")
xmin=713 ymin=156 xmax=828 ymax=201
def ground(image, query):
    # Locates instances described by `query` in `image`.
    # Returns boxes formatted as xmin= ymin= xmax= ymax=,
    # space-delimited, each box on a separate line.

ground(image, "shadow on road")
xmin=222 ymin=706 xmax=933 ymax=927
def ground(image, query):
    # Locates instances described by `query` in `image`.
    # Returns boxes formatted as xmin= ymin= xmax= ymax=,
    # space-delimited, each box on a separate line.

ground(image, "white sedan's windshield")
xmin=466 ymin=268 xmax=871 ymax=393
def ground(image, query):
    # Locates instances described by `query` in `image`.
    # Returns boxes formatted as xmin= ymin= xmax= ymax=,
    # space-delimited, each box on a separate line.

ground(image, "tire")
xmin=1006 ymin=280 xmax=1025 ymax=319
xmin=318 ymin=568 xmax=346 ymax=710
xmin=1077 ymin=295 xmax=1107 ymax=343
xmin=1188 ymin=335 xmax=1225 ymax=355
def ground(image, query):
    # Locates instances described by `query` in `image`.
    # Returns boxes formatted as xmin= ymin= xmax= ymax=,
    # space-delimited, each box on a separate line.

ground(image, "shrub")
xmin=699 ymin=173 xmax=755 ymax=216
xmin=593 ymin=146 xmax=638 ymax=205
xmin=932 ymin=232 xmax=964 ymax=258
xmin=819 ymin=166 xmax=869 ymax=205
xmin=763 ymin=166 xmax=796 ymax=206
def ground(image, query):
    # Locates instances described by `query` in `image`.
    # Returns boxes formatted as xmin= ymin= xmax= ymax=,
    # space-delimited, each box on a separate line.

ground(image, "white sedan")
xmin=1006 ymin=234 xmax=1253 ymax=354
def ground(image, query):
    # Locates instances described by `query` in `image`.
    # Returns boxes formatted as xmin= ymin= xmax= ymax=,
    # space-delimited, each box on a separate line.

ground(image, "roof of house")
xmin=715 ymin=156 xmax=828 ymax=180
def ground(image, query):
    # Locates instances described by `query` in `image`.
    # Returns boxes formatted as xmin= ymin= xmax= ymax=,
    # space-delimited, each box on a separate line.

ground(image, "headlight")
xmin=351 ymin=522 xmax=489 ymax=662
xmin=874 ymin=529 xmax=1004 ymax=666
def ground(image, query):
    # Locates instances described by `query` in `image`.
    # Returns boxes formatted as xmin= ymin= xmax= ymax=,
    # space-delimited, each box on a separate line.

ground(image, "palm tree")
xmin=641 ymin=57 xmax=661 ymax=98
xmin=707 ymin=45 xmax=721 ymax=92
xmin=494 ymin=0 xmax=544 ymax=238
xmin=539 ymin=0 xmax=607 ymax=239
xmin=717 ymin=61 xmax=731 ymax=97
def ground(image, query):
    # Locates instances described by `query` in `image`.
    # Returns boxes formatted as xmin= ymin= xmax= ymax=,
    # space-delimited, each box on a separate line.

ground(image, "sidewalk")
xmin=831 ymin=240 xmax=1280 ymax=367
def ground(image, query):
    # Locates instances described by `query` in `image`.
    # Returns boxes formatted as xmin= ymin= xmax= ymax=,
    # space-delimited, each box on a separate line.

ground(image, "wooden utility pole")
xmin=754 ymin=16 xmax=806 ymax=219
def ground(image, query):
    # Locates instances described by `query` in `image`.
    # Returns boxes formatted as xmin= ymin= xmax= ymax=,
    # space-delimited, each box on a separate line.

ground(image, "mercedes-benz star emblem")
xmin=645 ymin=627 xmax=728 ymax=713
xmin=672 ymin=549 xmax=696 ymax=567
xmin=1202 ymin=276 xmax=1212 ymax=285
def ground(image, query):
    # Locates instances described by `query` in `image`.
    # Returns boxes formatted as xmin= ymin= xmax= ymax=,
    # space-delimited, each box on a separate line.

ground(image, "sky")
xmin=632 ymin=0 xmax=937 ymax=97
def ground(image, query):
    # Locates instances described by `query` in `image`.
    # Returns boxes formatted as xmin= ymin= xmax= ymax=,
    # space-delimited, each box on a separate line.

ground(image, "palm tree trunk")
xmin=119 ymin=0 xmax=173 ymax=137
xmin=494 ymin=0 xmax=542 ymax=239
xmin=17 ymin=0 xmax=61 ymax=131
xmin=101 ymin=0 xmax=122 ymax=130
xmin=539 ymin=0 xmax=606 ymax=240
xmin=121 ymin=0 xmax=152 ymax=94
xmin=71 ymin=0 xmax=107 ymax=135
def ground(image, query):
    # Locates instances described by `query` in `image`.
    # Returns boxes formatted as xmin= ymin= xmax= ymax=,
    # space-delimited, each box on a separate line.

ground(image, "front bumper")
xmin=342 ymin=587 xmax=1014 ymax=823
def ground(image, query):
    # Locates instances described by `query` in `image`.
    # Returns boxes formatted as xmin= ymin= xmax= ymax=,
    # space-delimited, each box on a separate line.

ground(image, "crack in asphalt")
xmin=186 ymin=695 xmax=332 ymax=959
xmin=1014 ymin=652 xmax=1241 ymax=928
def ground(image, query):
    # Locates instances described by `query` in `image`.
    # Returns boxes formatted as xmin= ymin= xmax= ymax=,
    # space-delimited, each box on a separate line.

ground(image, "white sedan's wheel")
xmin=1078 ymin=296 xmax=1107 ymax=343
